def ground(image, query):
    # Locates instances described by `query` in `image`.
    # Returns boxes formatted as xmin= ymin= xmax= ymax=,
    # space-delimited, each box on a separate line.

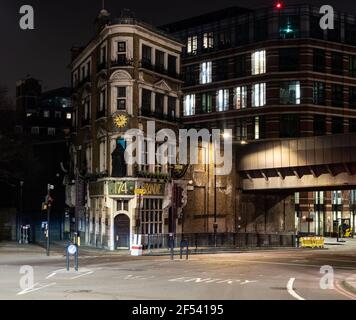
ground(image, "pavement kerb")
xmin=341 ymin=278 xmax=356 ymax=295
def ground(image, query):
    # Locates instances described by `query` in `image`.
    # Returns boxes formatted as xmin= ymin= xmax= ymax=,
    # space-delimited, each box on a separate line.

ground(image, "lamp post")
xmin=213 ymin=132 xmax=231 ymax=247
xmin=46 ymin=184 xmax=54 ymax=256
xmin=18 ymin=181 xmax=24 ymax=244
xmin=213 ymin=145 xmax=217 ymax=247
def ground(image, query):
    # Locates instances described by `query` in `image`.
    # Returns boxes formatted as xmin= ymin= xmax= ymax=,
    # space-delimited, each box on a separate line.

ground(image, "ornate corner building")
xmin=68 ymin=9 xmax=186 ymax=250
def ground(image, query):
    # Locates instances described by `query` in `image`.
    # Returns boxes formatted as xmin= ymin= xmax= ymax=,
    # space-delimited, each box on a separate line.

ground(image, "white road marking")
xmin=168 ymin=276 xmax=257 ymax=285
xmin=18 ymin=282 xmax=56 ymax=296
xmin=287 ymin=278 xmax=305 ymax=300
xmin=46 ymin=268 xmax=66 ymax=279
xmin=241 ymin=280 xmax=258 ymax=285
xmin=70 ymin=271 xmax=94 ymax=280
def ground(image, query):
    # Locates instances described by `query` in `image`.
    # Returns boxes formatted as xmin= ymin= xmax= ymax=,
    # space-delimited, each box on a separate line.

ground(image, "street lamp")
xmin=213 ymin=131 xmax=231 ymax=247
xmin=46 ymin=184 xmax=55 ymax=256
xmin=18 ymin=181 xmax=24 ymax=244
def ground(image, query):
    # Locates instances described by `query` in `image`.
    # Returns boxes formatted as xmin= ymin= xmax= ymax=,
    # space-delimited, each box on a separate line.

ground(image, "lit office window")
xmin=187 ymin=36 xmax=198 ymax=54
xmin=235 ymin=86 xmax=247 ymax=109
xmin=216 ymin=89 xmax=229 ymax=111
xmin=251 ymin=50 xmax=266 ymax=75
xmin=203 ymin=32 xmax=214 ymax=49
xmin=236 ymin=120 xmax=247 ymax=141
xmin=43 ymin=110 xmax=50 ymax=118
xmin=280 ymin=81 xmax=301 ymax=105
xmin=183 ymin=94 xmax=195 ymax=116
xmin=201 ymin=93 xmax=213 ymax=113
xmin=254 ymin=116 xmax=260 ymax=140
xmin=200 ymin=61 xmax=212 ymax=84
xmin=66 ymin=113 xmax=72 ymax=120
xmin=252 ymin=83 xmax=266 ymax=107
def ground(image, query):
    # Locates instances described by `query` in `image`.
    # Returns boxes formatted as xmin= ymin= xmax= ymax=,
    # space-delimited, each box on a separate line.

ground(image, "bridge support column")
xmin=238 ymin=192 xmax=295 ymax=234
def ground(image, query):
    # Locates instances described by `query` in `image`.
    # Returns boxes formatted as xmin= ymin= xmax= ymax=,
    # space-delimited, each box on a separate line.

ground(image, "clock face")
xmin=114 ymin=114 xmax=128 ymax=128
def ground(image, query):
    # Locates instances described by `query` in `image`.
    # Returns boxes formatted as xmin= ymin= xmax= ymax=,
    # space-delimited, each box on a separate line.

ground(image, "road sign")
xmin=67 ymin=244 xmax=77 ymax=255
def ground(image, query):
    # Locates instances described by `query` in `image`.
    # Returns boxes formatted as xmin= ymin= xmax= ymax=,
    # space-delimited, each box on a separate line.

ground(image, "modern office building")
xmin=13 ymin=78 xmax=72 ymax=242
xmin=161 ymin=4 xmax=356 ymax=237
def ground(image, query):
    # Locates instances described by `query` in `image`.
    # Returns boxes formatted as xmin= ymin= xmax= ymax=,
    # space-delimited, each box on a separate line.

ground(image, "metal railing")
xmin=141 ymin=232 xmax=296 ymax=251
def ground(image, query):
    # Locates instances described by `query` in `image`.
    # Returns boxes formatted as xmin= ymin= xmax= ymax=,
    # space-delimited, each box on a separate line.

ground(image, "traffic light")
xmin=174 ymin=185 xmax=185 ymax=208
xmin=275 ymin=1 xmax=283 ymax=9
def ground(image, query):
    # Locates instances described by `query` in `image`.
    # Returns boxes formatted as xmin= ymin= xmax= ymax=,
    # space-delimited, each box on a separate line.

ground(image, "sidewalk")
xmin=324 ymin=237 xmax=356 ymax=247
xmin=60 ymin=242 xmax=311 ymax=257
xmin=342 ymin=275 xmax=356 ymax=295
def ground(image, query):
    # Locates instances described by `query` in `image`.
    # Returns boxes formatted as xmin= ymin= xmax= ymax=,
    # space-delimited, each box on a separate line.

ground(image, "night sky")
xmin=1 ymin=0 xmax=356 ymax=98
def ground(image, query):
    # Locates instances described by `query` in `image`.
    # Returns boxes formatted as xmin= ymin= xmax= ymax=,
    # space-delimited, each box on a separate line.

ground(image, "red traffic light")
xmin=276 ymin=1 xmax=283 ymax=9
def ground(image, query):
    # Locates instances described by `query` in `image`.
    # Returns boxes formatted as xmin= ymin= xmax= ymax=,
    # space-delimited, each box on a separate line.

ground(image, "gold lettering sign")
xmin=108 ymin=181 xmax=135 ymax=195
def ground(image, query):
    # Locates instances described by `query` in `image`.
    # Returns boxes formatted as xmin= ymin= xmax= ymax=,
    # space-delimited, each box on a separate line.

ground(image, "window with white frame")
xmin=216 ymin=89 xmax=229 ymax=111
xmin=203 ymin=32 xmax=214 ymax=49
xmin=117 ymin=87 xmax=127 ymax=110
xmin=139 ymin=140 xmax=150 ymax=172
xmin=251 ymin=50 xmax=266 ymax=75
xmin=235 ymin=86 xmax=247 ymax=109
xmin=187 ymin=36 xmax=197 ymax=55
xmin=99 ymin=88 xmax=106 ymax=112
xmin=99 ymin=140 xmax=106 ymax=172
xmin=252 ymin=83 xmax=266 ymax=107
xmin=254 ymin=116 xmax=260 ymax=140
xmin=117 ymin=41 xmax=127 ymax=63
xmin=155 ymin=143 xmax=166 ymax=173
xmin=48 ymin=128 xmax=56 ymax=136
xmin=183 ymin=94 xmax=195 ymax=116
xmin=43 ymin=110 xmax=50 ymax=118
xmin=141 ymin=199 xmax=163 ymax=234
xmin=200 ymin=61 xmax=212 ymax=84
xmin=85 ymin=144 xmax=92 ymax=173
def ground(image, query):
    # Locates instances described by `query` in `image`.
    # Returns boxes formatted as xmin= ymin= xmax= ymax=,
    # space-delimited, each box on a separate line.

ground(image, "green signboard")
xmin=108 ymin=181 xmax=165 ymax=196
xmin=108 ymin=181 xmax=135 ymax=196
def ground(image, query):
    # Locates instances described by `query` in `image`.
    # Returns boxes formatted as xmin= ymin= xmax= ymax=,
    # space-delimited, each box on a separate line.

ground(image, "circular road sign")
xmin=67 ymin=244 xmax=77 ymax=255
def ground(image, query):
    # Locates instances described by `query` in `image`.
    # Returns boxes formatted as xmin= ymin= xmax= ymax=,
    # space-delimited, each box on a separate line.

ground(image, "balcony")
xmin=111 ymin=58 xmax=134 ymax=67
xmin=139 ymin=60 xmax=181 ymax=80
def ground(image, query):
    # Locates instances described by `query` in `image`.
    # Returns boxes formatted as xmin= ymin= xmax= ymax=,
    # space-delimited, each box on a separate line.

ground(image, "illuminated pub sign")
xmin=108 ymin=181 xmax=165 ymax=196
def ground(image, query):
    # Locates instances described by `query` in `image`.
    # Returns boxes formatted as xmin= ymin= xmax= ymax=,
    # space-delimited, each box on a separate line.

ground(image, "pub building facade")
xmin=67 ymin=9 xmax=186 ymax=250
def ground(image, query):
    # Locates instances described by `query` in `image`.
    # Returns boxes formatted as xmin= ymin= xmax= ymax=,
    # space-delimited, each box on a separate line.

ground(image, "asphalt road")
xmin=1 ymin=242 xmax=356 ymax=300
